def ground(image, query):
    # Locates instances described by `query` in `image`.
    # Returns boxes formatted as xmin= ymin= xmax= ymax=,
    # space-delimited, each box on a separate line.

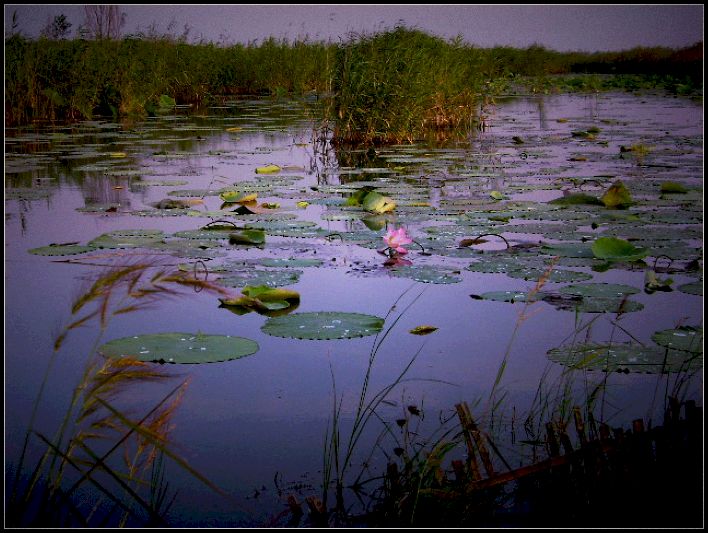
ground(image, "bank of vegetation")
xmin=5 ymin=25 xmax=703 ymax=141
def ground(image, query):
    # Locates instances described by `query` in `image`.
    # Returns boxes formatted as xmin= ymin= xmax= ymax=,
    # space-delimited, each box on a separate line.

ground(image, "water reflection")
xmin=5 ymin=93 xmax=703 ymax=526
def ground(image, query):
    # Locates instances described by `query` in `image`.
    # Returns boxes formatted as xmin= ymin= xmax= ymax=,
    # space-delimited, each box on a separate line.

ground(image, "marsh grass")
xmin=303 ymin=258 xmax=703 ymax=527
xmin=329 ymin=27 xmax=484 ymax=145
xmin=7 ymin=259 xmax=229 ymax=527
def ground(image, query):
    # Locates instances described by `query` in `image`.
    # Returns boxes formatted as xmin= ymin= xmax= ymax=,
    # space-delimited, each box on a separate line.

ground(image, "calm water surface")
xmin=5 ymin=93 xmax=703 ymax=525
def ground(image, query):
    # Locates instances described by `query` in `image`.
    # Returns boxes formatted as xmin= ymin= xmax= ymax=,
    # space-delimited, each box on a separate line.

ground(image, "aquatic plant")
xmin=383 ymin=227 xmax=413 ymax=256
xmin=7 ymin=260 xmax=229 ymax=527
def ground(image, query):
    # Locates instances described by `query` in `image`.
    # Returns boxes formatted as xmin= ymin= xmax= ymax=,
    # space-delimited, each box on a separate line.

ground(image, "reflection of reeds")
xmin=8 ymin=259 xmax=228 ymax=527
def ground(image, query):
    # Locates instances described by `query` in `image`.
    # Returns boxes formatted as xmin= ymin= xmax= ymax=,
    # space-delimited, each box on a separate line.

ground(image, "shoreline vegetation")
xmin=5 ymin=26 xmax=703 ymax=143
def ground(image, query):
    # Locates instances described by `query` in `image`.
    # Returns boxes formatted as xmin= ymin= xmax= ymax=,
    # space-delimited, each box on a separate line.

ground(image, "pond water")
xmin=5 ymin=92 xmax=703 ymax=526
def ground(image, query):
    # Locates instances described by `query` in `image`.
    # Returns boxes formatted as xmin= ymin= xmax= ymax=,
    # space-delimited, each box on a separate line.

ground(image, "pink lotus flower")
xmin=383 ymin=227 xmax=412 ymax=255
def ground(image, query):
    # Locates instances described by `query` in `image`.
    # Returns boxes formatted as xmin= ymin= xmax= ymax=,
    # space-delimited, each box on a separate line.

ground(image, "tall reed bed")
xmin=330 ymin=27 xmax=486 ymax=145
xmin=4 ymin=34 xmax=335 ymax=125
xmin=5 ymin=28 xmax=701 ymax=127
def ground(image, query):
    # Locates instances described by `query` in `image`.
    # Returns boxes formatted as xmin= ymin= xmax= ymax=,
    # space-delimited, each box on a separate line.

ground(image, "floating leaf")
xmin=548 ymin=343 xmax=702 ymax=373
xmin=241 ymin=285 xmax=300 ymax=303
xmin=559 ymin=283 xmax=640 ymax=298
xmin=255 ymin=164 xmax=281 ymax=174
xmin=659 ymin=181 xmax=688 ymax=194
xmin=219 ymin=286 xmax=300 ymax=316
xmin=600 ymin=180 xmax=633 ymax=209
xmin=677 ymin=281 xmax=702 ymax=296
xmin=217 ymin=269 xmax=302 ymax=288
xmin=99 ymin=333 xmax=259 ymax=364
xmin=220 ymin=190 xmax=258 ymax=204
xmin=541 ymin=242 xmax=596 ymax=258
xmin=229 ymin=229 xmax=265 ymax=245
xmin=261 ymin=312 xmax=384 ymax=340
xmin=549 ymin=193 xmax=603 ymax=206
xmin=489 ymin=191 xmax=505 ymax=201
xmin=470 ymin=291 xmax=534 ymax=303
xmin=255 ymin=258 xmax=323 ymax=268
xmin=652 ymin=326 xmax=703 ymax=353
xmin=389 ymin=265 xmax=462 ymax=284
xmin=362 ymin=191 xmax=396 ymax=214
xmin=544 ymin=295 xmax=644 ymax=314
xmin=28 ymin=243 xmax=97 ymax=256
xmin=591 ymin=237 xmax=647 ymax=262
xmin=409 ymin=325 xmax=438 ymax=335
xmin=297 ymin=201 xmax=309 ymax=209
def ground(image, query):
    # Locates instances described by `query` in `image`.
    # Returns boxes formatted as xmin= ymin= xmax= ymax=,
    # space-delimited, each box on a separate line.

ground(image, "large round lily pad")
xmin=261 ymin=312 xmax=385 ymax=340
xmin=548 ymin=343 xmax=703 ymax=373
xmin=651 ymin=326 xmax=703 ymax=353
xmin=99 ymin=333 xmax=259 ymax=364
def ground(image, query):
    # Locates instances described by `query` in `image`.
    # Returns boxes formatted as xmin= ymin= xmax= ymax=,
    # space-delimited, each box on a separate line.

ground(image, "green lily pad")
xmin=544 ymin=296 xmax=644 ymax=314
xmin=591 ymin=237 xmax=647 ymax=262
xmin=28 ymin=243 xmax=98 ymax=256
xmin=559 ymin=283 xmax=640 ymax=298
xmin=229 ymin=229 xmax=266 ymax=245
xmin=389 ymin=265 xmax=462 ymax=284
xmin=87 ymin=231 xmax=165 ymax=249
xmin=660 ymin=182 xmax=688 ymax=194
xmin=601 ymin=180 xmax=633 ymax=209
xmin=677 ymin=281 xmax=703 ymax=296
xmin=542 ymin=242 xmax=596 ymax=258
xmin=505 ymin=267 xmax=593 ymax=283
xmin=99 ymin=332 xmax=259 ymax=364
xmin=256 ymin=258 xmax=324 ymax=268
xmin=217 ymin=269 xmax=302 ymax=288
xmin=219 ymin=190 xmax=258 ymax=203
xmin=261 ymin=312 xmax=385 ymax=340
xmin=548 ymin=193 xmax=604 ymax=206
xmin=548 ymin=343 xmax=702 ymax=373
xmin=362 ymin=191 xmax=397 ymax=214
xmin=470 ymin=291 xmax=535 ymax=303
xmin=652 ymin=326 xmax=703 ymax=353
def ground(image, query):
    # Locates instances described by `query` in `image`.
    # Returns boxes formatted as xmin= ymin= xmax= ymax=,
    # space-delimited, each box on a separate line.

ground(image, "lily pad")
xmin=255 ymin=258 xmax=323 ymax=268
xmin=217 ymin=269 xmax=302 ymax=288
xmin=470 ymin=291 xmax=535 ymax=303
xmin=544 ymin=295 xmax=644 ymax=314
xmin=229 ymin=229 xmax=266 ymax=245
xmin=28 ymin=243 xmax=98 ymax=256
xmin=559 ymin=283 xmax=640 ymax=298
xmin=591 ymin=237 xmax=647 ymax=262
xmin=99 ymin=332 xmax=259 ymax=364
xmin=677 ymin=281 xmax=703 ymax=296
xmin=600 ymin=180 xmax=633 ymax=209
xmin=362 ymin=191 xmax=397 ymax=214
xmin=651 ymin=326 xmax=703 ymax=353
xmin=547 ymin=343 xmax=702 ymax=373
xmin=389 ymin=265 xmax=462 ymax=284
xmin=659 ymin=182 xmax=688 ymax=194
xmin=261 ymin=312 xmax=385 ymax=340
xmin=220 ymin=190 xmax=258 ymax=204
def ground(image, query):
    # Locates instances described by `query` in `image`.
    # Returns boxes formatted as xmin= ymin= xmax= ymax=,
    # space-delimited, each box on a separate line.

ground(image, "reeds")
xmin=5 ymin=27 xmax=701 ymax=127
xmin=7 ymin=259 xmax=228 ymax=527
